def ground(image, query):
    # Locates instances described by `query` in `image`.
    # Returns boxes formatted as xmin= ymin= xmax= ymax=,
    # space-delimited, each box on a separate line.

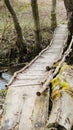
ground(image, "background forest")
xmin=0 ymin=0 xmax=66 ymax=67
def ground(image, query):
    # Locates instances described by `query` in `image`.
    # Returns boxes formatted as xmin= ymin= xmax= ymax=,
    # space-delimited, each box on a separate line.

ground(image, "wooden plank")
xmin=1 ymin=87 xmax=25 ymax=130
xmin=17 ymin=74 xmax=44 ymax=79
xmin=19 ymin=91 xmax=49 ymax=130
xmin=1 ymin=25 xmax=68 ymax=130
xmin=12 ymin=79 xmax=41 ymax=86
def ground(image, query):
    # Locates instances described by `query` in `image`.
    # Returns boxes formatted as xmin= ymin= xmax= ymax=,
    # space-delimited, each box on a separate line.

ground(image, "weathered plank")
xmin=1 ymin=25 xmax=68 ymax=130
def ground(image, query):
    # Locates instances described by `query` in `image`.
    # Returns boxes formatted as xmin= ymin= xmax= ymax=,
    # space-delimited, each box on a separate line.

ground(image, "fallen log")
xmin=46 ymin=63 xmax=73 ymax=130
xmin=36 ymin=37 xmax=73 ymax=96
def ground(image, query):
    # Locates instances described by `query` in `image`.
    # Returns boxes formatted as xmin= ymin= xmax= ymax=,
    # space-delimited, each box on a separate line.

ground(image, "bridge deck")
xmin=1 ymin=25 xmax=67 ymax=130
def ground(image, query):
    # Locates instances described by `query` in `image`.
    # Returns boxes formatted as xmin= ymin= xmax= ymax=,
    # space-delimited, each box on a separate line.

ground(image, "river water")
xmin=0 ymin=72 xmax=12 ymax=89
xmin=0 ymin=65 xmax=25 ymax=89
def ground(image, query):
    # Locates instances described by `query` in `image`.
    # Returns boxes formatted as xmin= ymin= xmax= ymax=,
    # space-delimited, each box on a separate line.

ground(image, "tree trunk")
xmin=64 ymin=0 xmax=73 ymax=47
xmin=31 ymin=0 xmax=42 ymax=53
xmin=47 ymin=63 xmax=73 ymax=130
xmin=4 ymin=0 xmax=27 ymax=55
xmin=51 ymin=0 xmax=57 ymax=31
xmin=63 ymin=0 xmax=73 ymax=64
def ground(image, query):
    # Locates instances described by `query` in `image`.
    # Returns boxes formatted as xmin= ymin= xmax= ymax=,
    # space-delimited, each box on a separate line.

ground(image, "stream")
xmin=0 ymin=65 xmax=25 ymax=89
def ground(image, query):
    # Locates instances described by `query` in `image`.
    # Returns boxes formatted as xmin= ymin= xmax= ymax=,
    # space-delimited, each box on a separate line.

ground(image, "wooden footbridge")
xmin=1 ymin=25 xmax=68 ymax=130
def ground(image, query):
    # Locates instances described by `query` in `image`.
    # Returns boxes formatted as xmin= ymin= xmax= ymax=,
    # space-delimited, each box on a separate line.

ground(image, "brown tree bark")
xmin=4 ymin=0 xmax=27 ymax=55
xmin=31 ymin=0 xmax=42 ymax=54
xmin=63 ymin=0 xmax=73 ymax=65
xmin=51 ymin=0 xmax=57 ymax=31
xmin=64 ymin=0 xmax=73 ymax=47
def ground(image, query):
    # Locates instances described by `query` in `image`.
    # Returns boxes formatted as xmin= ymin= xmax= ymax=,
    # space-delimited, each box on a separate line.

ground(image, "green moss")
xmin=51 ymin=62 xmax=72 ymax=93
xmin=43 ymin=91 xmax=48 ymax=97
xmin=51 ymin=76 xmax=71 ymax=90
xmin=61 ymin=81 xmax=71 ymax=90
xmin=0 ymin=89 xmax=7 ymax=98
xmin=50 ymin=63 xmax=72 ymax=91
xmin=51 ymin=77 xmax=60 ymax=89
xmin=60 ymin=62 xmax=69 ymax=74
xmin=51 ymin=12 xmax=57 ymax=30
xmin=51 ymin=12 xmax=57 ymax=19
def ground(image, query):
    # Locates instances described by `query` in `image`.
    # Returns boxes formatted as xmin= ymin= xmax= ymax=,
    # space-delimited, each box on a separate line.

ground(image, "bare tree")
xmin=64 ymin=0 xmax=73 ymax=47
xmin=31 ymin=0 xmax=42 ymax=53
xmin=4 ymin=0 xmax=27 ymax=55
xmin=51 ymin=0 xmax=57 ymax=31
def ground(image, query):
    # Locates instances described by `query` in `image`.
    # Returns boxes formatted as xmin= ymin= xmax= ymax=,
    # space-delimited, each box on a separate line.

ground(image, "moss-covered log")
xmin=47 ymin=63 xmax=73 ymax=130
